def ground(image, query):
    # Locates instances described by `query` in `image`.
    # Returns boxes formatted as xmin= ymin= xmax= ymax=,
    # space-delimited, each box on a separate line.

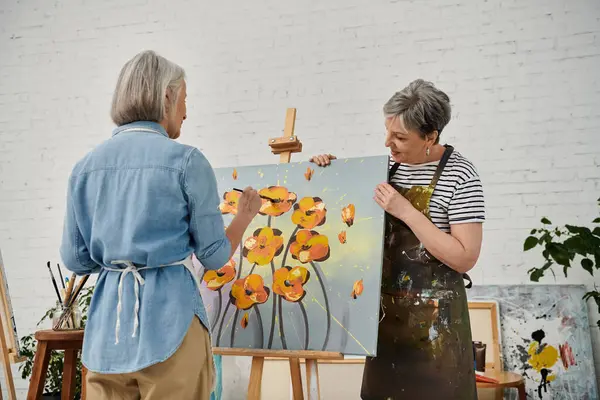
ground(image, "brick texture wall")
xmin=1 ymin=0 xmax=599 ymax=397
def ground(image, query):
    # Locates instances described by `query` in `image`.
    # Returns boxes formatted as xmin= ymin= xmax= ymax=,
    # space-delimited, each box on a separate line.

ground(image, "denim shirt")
xmin=60 ymin=121 xmax=231 ymax=373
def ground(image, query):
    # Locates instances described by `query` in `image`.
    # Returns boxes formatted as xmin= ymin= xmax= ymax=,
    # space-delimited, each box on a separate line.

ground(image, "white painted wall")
xmin=1 ymin=0 xmax=599 ymax=397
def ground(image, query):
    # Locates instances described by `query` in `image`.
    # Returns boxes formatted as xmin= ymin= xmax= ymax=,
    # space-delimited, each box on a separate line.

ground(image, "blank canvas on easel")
xmin=195 ymin=156 xmax=388 ymax=356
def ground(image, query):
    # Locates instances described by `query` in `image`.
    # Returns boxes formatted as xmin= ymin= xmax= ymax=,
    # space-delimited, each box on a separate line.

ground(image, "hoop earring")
xmin=426 ymin=148 xmax=430 ymax=156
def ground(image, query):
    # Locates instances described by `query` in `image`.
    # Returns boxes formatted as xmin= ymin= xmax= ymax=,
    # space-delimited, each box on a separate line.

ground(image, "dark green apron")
xmin=361 ymin=145 xmax=478 ymax=400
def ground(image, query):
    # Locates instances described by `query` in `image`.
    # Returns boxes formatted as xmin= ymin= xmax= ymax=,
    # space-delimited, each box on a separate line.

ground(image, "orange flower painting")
xmin=230 ymin=274 xmax=270 ymax=310
xmin=273 ymin=266 xmax=310 ymax=302
xmin=202 ymin=259 xmax=236 ymax=291
xmin=232 ymin=169 xmax=238 ymax=180
xmin=291 ymin=197 xmax=327 ymax=229
xmin=304 ymin=167 xmax=314 ymax=181
xmin=290 ymin=230 xmax=330 ymax=263
xmin=351 ymin=279 xmax=364 ymax=299
xmin=219 ymin=191 xmax=241 ymax=215
xmin=338 ymin=231 xmax=347 ymax=244
xmin=243 ymin=227 xmax=285 ymax=265
xmin=259 ymin=186 xmax=297 ymax=217
xmin=342 ymin=204 xmax=356 ymax=227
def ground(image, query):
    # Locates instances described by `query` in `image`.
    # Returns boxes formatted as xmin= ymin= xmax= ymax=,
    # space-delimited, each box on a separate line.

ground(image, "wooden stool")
xmin=27 ymin=330 xmax=85 ymax=400
xmin=477 ymin=370 xmax=526 ymax=400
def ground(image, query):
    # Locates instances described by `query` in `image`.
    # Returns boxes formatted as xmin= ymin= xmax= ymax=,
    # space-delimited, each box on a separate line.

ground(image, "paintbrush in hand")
xmin=232 ymin=188 xmax=280 ymax=203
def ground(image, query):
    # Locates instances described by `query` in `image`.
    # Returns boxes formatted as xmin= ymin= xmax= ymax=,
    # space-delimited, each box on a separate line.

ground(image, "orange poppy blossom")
xmin=351 ymin=279 xmax=364 ymax=299
xmin=219 ymin=190 xmax=241 ymax=215
xmin=241 ymin=312 xmax=249 ymax=328
xmin=230 ymin=274 xmax=270 ymax=310
xmin=289 ymin=229 xmax=330 ymax=263
xmin=258 ymin=186 xmax=297 ymax=217
xmin=243 ymin=227 xmax=285 ymax=265
xmin=291 ymin=197 xmax=327 ymax=229
xmin=273 ymin=266 xmax=310 ymax=302
xmin=304 ymin=167 xmax=314 ymax=181
xmin=341 ymin=204 xmax=355 ymax=227
xmin=338 ymin=231 xmax=347 ymax=244
xmin=232 ymin=168 xmax=238 ymax=180
xmin=202 ymin=259 xmax=236 ymax=291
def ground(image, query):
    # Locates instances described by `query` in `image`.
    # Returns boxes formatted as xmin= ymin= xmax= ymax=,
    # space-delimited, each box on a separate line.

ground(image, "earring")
xmin=426 ymin=148 xmax=430 ymax=156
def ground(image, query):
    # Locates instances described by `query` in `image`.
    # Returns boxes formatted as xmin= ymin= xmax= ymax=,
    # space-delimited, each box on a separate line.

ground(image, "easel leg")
xmin=0 ymin=310 xmax=16 ymax=400
xmin=247 ymin=356 xmax=264 ymax=400
xmin=289 ymin=358 xmax=304 ymax=400
xmin=305 ymin=360 xmax=320 ymax=400
xmin=62 ymin=349 xmax=78 ymax=400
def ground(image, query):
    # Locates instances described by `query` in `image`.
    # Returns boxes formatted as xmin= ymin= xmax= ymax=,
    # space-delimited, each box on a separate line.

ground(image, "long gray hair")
xmin=110 ymin=50 xmax=185 ymax=126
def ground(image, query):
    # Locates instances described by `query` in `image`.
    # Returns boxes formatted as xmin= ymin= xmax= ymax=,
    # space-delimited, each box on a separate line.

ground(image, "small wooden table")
xmin=27 ymin=330 xmax=85 ymax=400
xmin=477 ymin=370 xmax=526 ymax=400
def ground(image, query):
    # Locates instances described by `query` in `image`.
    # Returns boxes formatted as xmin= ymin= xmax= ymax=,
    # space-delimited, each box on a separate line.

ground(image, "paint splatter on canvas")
xmin=195 ymin=156 xmax=387 ymax=356
xmin=469 ymin=285 xmax=598 ymax=400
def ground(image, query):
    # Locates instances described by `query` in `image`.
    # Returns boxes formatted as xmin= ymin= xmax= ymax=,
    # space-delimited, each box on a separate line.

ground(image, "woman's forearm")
xmin=225 ymin=213 xmax=254 ymax=257
xmin=401 ymin=208 xmax=478 ymax=273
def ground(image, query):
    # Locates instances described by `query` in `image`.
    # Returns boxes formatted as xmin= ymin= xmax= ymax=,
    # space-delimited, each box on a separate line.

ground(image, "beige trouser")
xmin=86 ymin=317 xmax=214 ymax=400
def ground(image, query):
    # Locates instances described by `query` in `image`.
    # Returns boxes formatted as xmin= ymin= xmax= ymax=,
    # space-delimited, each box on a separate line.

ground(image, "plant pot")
xmin=42 ymin=392 xmax=61 ymax=399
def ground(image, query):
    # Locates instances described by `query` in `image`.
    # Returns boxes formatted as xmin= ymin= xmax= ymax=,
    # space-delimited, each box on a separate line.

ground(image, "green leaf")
xmin=582 ymin=259 xmax=594 ymax=276
xmin=593 ymin=227 xmax=600 ymax=237
xmin=565 ymin=225 xmax=592 ymax=236
xmin=548 ymin=243 xmax=571 ymax=267
xmin=541 ymin=217 xmax=552 ymax=225
xmin=563 ymin=236 xmax=587 ymax=256
xmin=563 ymin=265 xmax=570 ymax=277
xmin=530 ymin=229 xmax=537 ymax=235
xmin=524 ymin=236 xmax=539 ymax=251
xmin=593 ymin=218 xmax=600 ymax=224
xmin=530 ymin=269 xmax=544 ymax=282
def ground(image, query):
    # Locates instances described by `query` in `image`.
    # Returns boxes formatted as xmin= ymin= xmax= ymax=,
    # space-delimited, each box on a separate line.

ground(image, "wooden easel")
xmin=213 ymin=108 xmax=344 ymax=400
xmin=0 ymin=250 xmax=25 ymax=400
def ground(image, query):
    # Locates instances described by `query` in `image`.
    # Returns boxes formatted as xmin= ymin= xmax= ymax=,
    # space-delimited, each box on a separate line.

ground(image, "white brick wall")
xmin=1 ymin=0 xmax=599 ymax=397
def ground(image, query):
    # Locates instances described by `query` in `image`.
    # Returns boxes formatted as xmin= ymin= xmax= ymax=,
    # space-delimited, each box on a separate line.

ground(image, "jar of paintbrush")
xmin=46 ymin=261 xmax=89 ymax=331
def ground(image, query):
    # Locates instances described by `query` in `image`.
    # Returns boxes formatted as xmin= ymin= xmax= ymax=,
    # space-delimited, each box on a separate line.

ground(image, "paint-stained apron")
xmin=361 ymin=145 xmax=478 ymax=400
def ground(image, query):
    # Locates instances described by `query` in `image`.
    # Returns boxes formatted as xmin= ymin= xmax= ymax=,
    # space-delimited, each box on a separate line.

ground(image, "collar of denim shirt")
xmin=112 ymin=121 xmax=169 ymax=138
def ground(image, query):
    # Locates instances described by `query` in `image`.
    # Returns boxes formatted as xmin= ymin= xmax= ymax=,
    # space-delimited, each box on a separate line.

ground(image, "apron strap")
xmin=463 ymin=273 xmax=473 ymax=289
xmin=428 ymin=145 xmax=454 ymax=189
xmin=104 ymin=255 xmax=197 ymax=345
xmin=388 ymin=159 xmax=400 ymax=181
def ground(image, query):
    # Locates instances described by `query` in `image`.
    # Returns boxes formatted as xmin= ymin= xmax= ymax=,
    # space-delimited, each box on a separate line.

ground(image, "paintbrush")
xmin=46 ymin=261 xmax=63 ymax=304
xmin=66 ymin=275 xmax=90 ymax=308
xmin=54 ymin=275 xmax=90 ymax=330
xmin=56 ymin=263 xmax=65 ymax=289
xmin=232 ymin=188 xmax=280 ymax=203
xmin=63 ymin=273 xmax=76 ymax=306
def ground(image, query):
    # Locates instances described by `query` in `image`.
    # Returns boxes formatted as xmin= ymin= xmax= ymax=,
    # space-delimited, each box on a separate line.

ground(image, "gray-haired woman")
xmin=60 ymin=50 xmax=262 ymax=399
xmin=310 ymin=79 xmax=484 ymax=399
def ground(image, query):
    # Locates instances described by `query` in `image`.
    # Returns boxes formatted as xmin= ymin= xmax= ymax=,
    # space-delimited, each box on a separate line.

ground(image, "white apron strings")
xmin=104 ymin=255 xmax=199 ymax=345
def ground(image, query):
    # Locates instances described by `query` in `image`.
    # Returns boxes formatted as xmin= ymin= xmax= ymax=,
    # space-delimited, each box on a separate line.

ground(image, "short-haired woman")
xmin=310 ymin=79 xmax=484 ymax=399
xmin=60 ymin=50 xmax=262 ymax=399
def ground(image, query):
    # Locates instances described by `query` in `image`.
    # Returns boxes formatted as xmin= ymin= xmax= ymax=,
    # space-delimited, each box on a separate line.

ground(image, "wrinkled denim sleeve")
xmin=60 ymin=177 xmax=102 ymax=275
xmin=182 ymin=148 xmax=231 ymax=270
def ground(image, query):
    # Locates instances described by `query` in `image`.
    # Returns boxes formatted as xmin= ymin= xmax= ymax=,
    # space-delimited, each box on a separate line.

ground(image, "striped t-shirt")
xmin=388 ymin=150 xmax=485 ymax=233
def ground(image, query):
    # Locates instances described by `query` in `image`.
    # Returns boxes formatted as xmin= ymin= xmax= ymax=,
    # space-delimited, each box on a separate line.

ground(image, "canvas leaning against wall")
xmin=194 ymin=156 xmax=388 ymax=356
xmin=469 ymin=285 xmax=598 ymax=400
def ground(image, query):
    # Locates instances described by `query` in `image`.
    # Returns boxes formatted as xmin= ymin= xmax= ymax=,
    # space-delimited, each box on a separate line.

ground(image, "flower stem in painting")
xmin=298 ymin=301 xmax=309 ymax=350
xmin=281 ymin=226 xmax=299 ymax=266
xmin=267 ymin=261 xmax=277 ymax=348
xmin=277 ymin=295 xmax=288 ymax=349
xmin=230 ymin=309 xmax=240 ymax=346
xmin=216 ymin=301 xmax=231 ymax=347
xmin=310 ymin=261 xmax=331 ymax=350
xmin=255 ymin=306 xmax=264 ymax=348
xmin=211 ymin=290 xmax=223 ymax=335
xmin=216 ymin=243 xmax=243 ymax=346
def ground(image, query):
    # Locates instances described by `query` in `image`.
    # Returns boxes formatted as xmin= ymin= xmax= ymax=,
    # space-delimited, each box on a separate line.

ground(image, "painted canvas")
xmin=194 ymin=155 xmax=388 ymax=356
xmin=468 ymin=285 xmax=598 ymax=400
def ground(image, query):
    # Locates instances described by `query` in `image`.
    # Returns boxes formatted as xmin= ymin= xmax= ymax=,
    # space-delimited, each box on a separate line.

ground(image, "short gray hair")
xmin=111 ymin=50 xmax=186 ymax=126
xmin=383 ymin=79 xmax=451 ymax=143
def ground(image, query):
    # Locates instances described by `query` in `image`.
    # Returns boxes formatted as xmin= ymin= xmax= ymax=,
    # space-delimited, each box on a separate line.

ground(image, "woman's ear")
xmin=426 ymin=130 xmax=439 ymax=145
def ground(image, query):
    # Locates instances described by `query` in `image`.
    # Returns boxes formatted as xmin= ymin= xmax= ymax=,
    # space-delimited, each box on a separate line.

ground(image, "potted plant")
xmin=524 ymin=197 xmax=600 ymax=327
xmin=19 ymin=286 xmax=94 ymax=399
